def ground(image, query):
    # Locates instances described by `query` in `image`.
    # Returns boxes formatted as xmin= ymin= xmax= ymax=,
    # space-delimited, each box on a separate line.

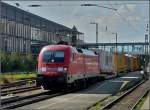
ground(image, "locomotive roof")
xmin=77 ymin=48 xmax=97 ymax=56
xmin=43 ymin=45 xmax=72 ymax=49
xmin=42 ymin=45 xmax=97 ymax=56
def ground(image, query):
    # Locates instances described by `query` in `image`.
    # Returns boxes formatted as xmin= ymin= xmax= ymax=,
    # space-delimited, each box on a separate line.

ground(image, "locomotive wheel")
xmin=83 ymin=78 xmax=87 ymax=88
xmin=71 ymin=81 xmax=77 ymax=88
xmin=75 ymin=80 xmax=80 ymax=89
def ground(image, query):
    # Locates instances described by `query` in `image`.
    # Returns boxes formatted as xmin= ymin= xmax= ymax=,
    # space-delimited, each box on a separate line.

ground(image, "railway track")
xmin=1 ymin=76 xmax=102 ymax=109
xmin=1 ymin=91 xmax=52 ymax=109
xmin=1 ymin=78 xmax=36 ymax=89
xmin=1 ymin=86 xmax=40 ymax=96
xmin=1 ymin=88 xmax=78 ymax=109
xmin=100 ymin=80 xmax=149 ymax=110
xmin=131 ymin=90 xmax=149 ymax=110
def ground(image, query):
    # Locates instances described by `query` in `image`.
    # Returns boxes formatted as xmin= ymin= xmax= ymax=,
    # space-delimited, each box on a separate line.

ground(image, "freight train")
xmin=37 ymin=45 xmax=141 ymax=90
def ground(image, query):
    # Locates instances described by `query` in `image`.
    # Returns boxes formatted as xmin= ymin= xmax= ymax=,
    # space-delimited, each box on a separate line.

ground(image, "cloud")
xmin=126 ymin=4 xmax=136 ymax=11
xmin=117 ymin=5 xmax=128 ymax=14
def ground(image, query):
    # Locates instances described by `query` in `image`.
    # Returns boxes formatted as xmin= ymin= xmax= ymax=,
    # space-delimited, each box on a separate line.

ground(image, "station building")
xmin=0 ymin=2 xmax=83 ymax=55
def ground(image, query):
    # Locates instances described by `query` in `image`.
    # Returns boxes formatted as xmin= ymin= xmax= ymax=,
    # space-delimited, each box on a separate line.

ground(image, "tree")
xmin=0 ymin=52 xmax=12 ymax=72
xmin=9 ymin=52 xmax=21 ymax=72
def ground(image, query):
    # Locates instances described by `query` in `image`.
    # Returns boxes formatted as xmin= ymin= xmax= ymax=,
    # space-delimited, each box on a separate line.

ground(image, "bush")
xmin=0 ymin=52 xmax=37 ymax=72
xmin=9 ymin=52 xmax=21 ymax=71
xmin=20 ymin=53 xmax=37 ymax=71
xmin=0 ymin=52 xmax=12 ymax=72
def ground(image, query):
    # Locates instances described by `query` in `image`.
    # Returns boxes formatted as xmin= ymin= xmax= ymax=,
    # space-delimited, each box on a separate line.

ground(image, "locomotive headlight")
xmin=140 ymin=70 xmax=144 ymax=74
xmin=41 ymin=67 xmax=47 ymax=72
xmin=58 ymin=67 xmax=64 ymax=72
xmin=64 ymin=68 xmax=67 ymax=71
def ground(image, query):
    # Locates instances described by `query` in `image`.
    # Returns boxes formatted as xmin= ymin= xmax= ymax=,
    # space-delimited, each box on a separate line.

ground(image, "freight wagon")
xmin=94 ymin=50 xmax=116 ymax=78
xmin=113 ymin=52 xmax=127 ymax=74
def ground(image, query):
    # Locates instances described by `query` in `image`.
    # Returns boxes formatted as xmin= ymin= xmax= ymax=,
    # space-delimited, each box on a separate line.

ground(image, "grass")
xmin=133 ymin=93 xmax=149 ymax=110
xmin=0 ymin=72 xmax=37 ymax=84
xmin=89 ymin=95 xmax=119 ymax=110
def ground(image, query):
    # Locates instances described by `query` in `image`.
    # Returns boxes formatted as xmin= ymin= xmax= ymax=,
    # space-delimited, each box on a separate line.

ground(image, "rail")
xmin=1 ymin=78 xmax=36 ymax=89
xmin=1 ymin=87 xmax=80 ymax=109
xmin=101 ymin=80 xmax=149 ymax=110
xmin=1 ymin=86 xmax=40 ymax=96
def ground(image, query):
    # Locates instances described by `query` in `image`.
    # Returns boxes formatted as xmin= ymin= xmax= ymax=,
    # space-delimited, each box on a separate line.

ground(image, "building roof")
xmin=1 ymin=2 xmax=83 ymax=34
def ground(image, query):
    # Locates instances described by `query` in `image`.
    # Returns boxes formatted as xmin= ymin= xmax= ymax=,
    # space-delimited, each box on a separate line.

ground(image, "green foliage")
xmin=9 ymin=52 xmax=21 ymax=71
xmin=0 ymin=52 xmax=37 ymax=72
xmin=0 ymin=52 xmax=12 ymax=72
xmin=0 ymin=72 xmax=37 ymax=84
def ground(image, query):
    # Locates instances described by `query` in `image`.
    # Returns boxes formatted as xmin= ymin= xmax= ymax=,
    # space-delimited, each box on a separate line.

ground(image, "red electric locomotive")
xmin=37 ymin=45 xmax=100 ymax=90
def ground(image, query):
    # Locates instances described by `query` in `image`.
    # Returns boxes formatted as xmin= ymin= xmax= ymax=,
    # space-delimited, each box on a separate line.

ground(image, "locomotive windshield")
xmin=43 ymin=51 xmax=65 ymax=63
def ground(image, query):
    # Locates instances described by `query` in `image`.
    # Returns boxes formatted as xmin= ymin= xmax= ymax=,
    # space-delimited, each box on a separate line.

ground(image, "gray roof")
xmin=1 ymin=2 xmax=83 ymax=34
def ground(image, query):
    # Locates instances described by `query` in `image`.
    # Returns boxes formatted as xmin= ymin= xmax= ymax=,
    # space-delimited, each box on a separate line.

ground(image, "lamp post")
xmin=90 ymin=22 xmax=98 ymax=44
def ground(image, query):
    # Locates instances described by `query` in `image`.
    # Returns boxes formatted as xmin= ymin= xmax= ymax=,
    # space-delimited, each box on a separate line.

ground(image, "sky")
xmin=3 ymin=0 xmax=149 ymax=43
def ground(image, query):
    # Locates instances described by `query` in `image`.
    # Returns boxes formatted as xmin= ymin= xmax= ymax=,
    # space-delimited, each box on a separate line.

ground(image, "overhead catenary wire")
xmin=27 ymin=3 xmax=148 ymax=7
xmin=11 ymin=1 xmax=148 ymax=7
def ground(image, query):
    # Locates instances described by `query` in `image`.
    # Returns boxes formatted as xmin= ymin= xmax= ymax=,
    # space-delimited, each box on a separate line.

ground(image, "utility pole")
xmin=96 ymin=23 xmax=98 ymax=44
xmin=145 ymin=24 xmax=149 ymax=69
xmin=115 ymin=33 xmax=117 ymax=52
xmin=90 ymin=22 xmax=99 ymax=45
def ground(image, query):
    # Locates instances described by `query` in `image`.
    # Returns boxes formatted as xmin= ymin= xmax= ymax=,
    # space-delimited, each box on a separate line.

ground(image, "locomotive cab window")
xmin=43 ymin=51 xmax=65 ymax=63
